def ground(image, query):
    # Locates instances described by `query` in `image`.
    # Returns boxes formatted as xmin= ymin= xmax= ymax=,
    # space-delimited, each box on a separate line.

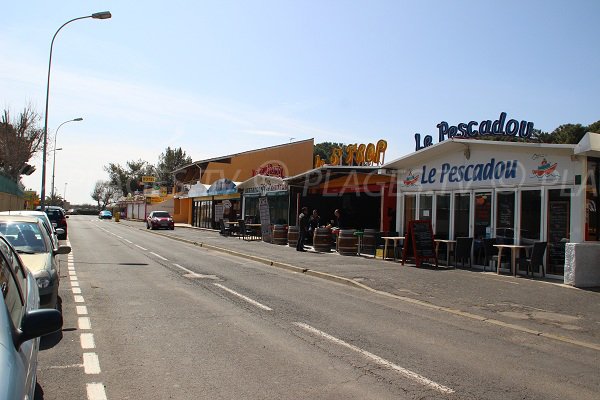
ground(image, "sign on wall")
xmin=314 ymin=139 xmax=388 ymax=168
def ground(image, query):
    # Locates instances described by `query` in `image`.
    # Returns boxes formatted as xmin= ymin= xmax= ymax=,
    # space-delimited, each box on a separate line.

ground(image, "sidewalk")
xmin=124 ymin=220 xmax=600 ymax=350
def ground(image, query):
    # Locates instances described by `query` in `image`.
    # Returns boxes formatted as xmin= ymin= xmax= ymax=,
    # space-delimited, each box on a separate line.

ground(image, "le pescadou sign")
xmin=414 ymin=112 xmax=535 ymax=151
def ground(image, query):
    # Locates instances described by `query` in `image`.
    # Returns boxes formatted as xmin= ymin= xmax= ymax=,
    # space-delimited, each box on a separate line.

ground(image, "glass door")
xmin=419 ymin=194 xmax=433 ymax=221
xmin=547 ymin=189 xmax=570 ymax=276
xmin=403 ymin=194 xmax=416 ymax=235
xmin=474 ymin=192 xmax=492 ymax=265
xmin=496 ymin=191 xmax=515 ymax=244
xmin=454 ymin=192 xmax=471 ymax=238
xmin=435 ymin=194 xmax=450 ymax=239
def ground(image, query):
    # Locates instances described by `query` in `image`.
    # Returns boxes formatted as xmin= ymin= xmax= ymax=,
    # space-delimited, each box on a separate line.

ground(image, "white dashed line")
xmin=74 ymin=295 xmax=85 ymax=303
xmin=293 ymin=322 xmax=455 ymax=394
xmin=212 ymin=283 xmax=273 ymax=311
xmin=71 ymin=281 xmax=80 ymax=287
xmin=78 ymin=317 xmax=91 ymax=330
xmin=135 ymin=244 xmax=148 ymax=251
xmin=123 ymin=239 xmax=132 ymax=244
xmin=70 ymin=275 xmax=78 ymax=281
xmin=173 ymin=263 xmax=195 ymax=274
xmin=81 ymin=333 xmax=96 ymax=349
xmin=150 ymin=252 xmax=168 ymax=261
xmin=83 ymin=352 xmax=101 ymax=374
xmin=72 ymin=288 xmax=82 ymax=294
xmin=86 ymin=383 xmax=108 ymax=400
xmin=76 ymin=306 xmax=88 ymax=315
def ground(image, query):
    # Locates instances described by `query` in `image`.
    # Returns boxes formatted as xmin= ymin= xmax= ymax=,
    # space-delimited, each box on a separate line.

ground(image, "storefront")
xmin=385 ymin=133 xmax=600 ymax=280
xmin=191 ymin=179 xmax=240 ymax=229
xmin=237 ymin=175 xmax=289 ymax=225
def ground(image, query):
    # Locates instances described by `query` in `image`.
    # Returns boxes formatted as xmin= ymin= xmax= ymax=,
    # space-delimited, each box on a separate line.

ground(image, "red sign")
xmin=252 ymin=163 xmax=285 ymax=178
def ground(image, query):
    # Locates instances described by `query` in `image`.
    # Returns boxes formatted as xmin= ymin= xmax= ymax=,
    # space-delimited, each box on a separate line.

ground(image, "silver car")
xmin=0 ymin=210 xmax=63 ymax=249
xmin=0 ymin=216 xmax=71 ymax=309
xmin=0 ymin=234 xmax=63 ymax=400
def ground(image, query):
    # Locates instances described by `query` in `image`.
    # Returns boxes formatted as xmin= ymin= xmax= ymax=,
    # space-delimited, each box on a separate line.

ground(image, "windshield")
xmin=0 ymin=221 xmax=48 ymax=253
xmin=153 ymin=212 xmax=171 ymax=218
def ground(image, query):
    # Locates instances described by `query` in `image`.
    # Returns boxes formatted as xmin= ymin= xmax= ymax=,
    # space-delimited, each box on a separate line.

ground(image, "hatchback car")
xmin=0 ymin=234 xmax=63 ymax=400
xmin=0 ymin=216 xmax=71 ymax=309
xmin=99 ymin=210 xmax=113 ymax=219
xmin=0 ymin=210 xmax=63 ymax=249
xmin=36 ymin=206 xmax=68 ymax=240
xmin=146 ymin=211 xmax=175 ymax=230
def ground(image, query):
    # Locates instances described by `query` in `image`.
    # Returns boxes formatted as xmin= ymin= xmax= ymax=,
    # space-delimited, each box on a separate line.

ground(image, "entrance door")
xmin=496 ymin=191 xmax=516 ymax=244
xmin=547 ymin=189 xmax=570 ymax=276
xmin=454 ymin=192 xmax=471 ymax=238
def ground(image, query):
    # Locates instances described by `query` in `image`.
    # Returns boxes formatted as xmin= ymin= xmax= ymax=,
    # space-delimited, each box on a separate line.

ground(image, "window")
xmin=474 ymin=192 xmax=492 ymax=240
xmin=0 ymin=240 xmax=25 ymax=327
xmin=547 ymin=189 xmax=570 ymax=276
xmin=586 ymin=159 xmax=599 ymax=241
xmin=454 ymin=193 xmax=470 ymax=238
xmin=435 ymin=194 xmax=450 ymax=239
xmin=419 ymin=194 xmax=432 ymax=221
xmin=403 ymin=194 xmax=416 ymax=235
xmin=520 ymin=190 xmax=541 ymax=244
xmin=496 ymin=191 xmax=515 ymax=244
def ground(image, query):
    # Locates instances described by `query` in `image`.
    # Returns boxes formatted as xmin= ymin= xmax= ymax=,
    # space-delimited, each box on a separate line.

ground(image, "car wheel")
xmin=170 ymin=227 xmax=175 ymax=230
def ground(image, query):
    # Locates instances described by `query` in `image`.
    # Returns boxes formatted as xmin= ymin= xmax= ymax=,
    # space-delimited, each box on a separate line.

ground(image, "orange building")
xmin=172 ymin=139 xmax=314 ymax=227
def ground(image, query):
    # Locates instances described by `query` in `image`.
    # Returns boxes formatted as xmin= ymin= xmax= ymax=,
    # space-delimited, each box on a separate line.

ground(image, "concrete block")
xmin=564 ymin=243 xmax=600 ymax=288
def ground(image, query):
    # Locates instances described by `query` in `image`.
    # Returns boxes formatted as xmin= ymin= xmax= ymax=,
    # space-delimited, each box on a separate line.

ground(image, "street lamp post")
xmin=40 ymin=11 xmax=111 ymax=211
xmin=50 ymin=118 xmax=83 ymax=204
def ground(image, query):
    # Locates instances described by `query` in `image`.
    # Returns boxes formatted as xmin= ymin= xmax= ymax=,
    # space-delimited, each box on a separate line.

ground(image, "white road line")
xmin=212 ymin=283 xmax=273 ymax=311
xmin=150 ymin=252 xmax=168 ymax=261
xmin=124 ymin=239 xmax=133 ymax=244
xmin=78 ymin=317 xmax=92 ymax=330
xmin=76 ymin=305 xmax=88 ymax=315
xmin=293 ymin=322 xmax=455 ymax=394
xmin=70 ymin=275 xmax=78 ymax=281
xmin=115 ymin=235 xmax=123 ymax=239
xmin=71 ymin=281 xmax=80 ymax=287
xmin=135 ymin=244 xmax=148 ymax=251
xmin=72 ymin=288 xmax=82 ymax=294
xmin=81 ymin=333 xmax=96 ymax=349
xmin=86 ymin=383 xmax=108 ymax=400
xmin=83 ymin=352 xmax=101 ymax=374
xmin=69 ymin=270 xmax=77 ymax=276
xmin=173 ymin=263 xmax=195 ymax=274
xmin=74 ymin=295 xmax=85 ymax=303
xmin=68 ymin=266 xmax=75 ymax=271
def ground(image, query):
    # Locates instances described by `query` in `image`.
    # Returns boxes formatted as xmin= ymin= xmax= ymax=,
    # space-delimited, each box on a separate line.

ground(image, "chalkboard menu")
xmin=402 ymin=220 xmax=438 ymax=267
xmin=258 ymin=197 xmax=272 ymax=243
xmin=547 ymin=200 xmax=569 ymax=274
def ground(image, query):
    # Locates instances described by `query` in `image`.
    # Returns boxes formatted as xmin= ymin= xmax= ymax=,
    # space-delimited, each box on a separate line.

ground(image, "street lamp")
xmin=40 ymin=11 xmax=111 ymax=211
xmin=50 ymin=118 xmax=83 ymax=204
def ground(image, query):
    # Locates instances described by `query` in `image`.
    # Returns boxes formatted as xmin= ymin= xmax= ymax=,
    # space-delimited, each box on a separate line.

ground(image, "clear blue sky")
xmin=2 ymin=0 xmax=599 ymax=204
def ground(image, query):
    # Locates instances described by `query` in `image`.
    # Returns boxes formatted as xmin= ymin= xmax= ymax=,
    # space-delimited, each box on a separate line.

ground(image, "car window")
xmin=0 ymin=222 xmax=48 ymax=253
xmin=0 ymin=239 xmax=25 ymax=327
xmin=153 ymin=212 xmax=170 ymax=218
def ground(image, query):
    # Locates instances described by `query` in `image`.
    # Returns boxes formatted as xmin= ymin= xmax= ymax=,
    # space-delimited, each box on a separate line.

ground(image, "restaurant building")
xmin=171 ymin=139 xmax=313 ymax=228
xmin=383 ymin=132 xmax=600 ymax=281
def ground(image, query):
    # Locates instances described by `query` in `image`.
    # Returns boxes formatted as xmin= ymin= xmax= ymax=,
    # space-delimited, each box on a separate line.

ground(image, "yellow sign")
xmin=142 ymin=176 xmax=156 ymax=183
xmin=315 ymin=139 xmax=387 ymax=168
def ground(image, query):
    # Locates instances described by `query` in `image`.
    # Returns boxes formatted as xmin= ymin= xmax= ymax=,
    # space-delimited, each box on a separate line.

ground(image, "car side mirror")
xmin=55 ymin=245 xmax=71 ymax=255
xmin=65 ymin=215 xmax=69 ymax=219
xmin=15 ymin=309 xmax=63 ymax=349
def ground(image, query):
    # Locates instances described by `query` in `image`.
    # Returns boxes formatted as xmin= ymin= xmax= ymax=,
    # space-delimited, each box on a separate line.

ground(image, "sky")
xmin=2 ymin=0 xmax=599 ymax=205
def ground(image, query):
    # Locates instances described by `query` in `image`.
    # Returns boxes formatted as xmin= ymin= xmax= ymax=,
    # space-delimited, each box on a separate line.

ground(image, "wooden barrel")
xmin=287 ymin=226 xmax=299 ymax=247
xmin=362 ymin=229 xmax=377 ymax=255
xmin=337 ymin=229 xmax=358 ymax=256
xmin=313 ymin=227 xmax=332 ymax=252
xmin=272 ymin=225 xmax=288 ymax=245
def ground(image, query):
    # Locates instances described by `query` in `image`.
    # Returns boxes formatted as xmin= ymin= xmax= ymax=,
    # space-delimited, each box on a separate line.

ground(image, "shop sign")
xmin=243 ymin=182 xmax=288 ymax=197
xmin=252 ymin=163 xmax=286 ymax=178
xmin=414 ymin=112 xmax=535 ymax=151
xmin=315 ymin=139 xmax=388 ymax=167
xmin=142 ymin=176 xmax=156 ymax=183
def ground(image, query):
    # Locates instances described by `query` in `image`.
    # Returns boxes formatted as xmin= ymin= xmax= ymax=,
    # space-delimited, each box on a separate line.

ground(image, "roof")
xmin=574 ymin=132 xmax=600 ymax=158
xmin=0 ymin=215 xmax=40 ymax=223
xmin=284 ymin=165 xmax=383 ymax=187
xmin=237 ymin=175 xmax=285 ymax=190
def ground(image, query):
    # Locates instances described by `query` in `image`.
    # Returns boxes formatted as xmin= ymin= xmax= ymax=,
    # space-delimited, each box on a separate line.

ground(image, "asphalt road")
xmin=35 ymin=216 xmax=599 ymax=399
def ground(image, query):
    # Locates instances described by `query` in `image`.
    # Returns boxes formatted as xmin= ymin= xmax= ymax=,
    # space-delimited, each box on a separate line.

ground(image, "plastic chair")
xmin=519 ymin=242 xmax=547 ymax=277
xmin=454 ymin=237 xmax=473 ymax=268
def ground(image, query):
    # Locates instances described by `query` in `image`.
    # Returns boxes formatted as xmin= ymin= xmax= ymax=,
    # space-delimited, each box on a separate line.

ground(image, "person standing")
xmin=297 ymin=206 xmax=309 ymax=252
xmin=308 ymin=209 xmax=321 ymax=242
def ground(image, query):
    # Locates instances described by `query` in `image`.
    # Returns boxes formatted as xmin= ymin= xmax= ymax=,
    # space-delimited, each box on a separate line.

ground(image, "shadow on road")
xmin=39 ymin=296 xmax=63 ymax=350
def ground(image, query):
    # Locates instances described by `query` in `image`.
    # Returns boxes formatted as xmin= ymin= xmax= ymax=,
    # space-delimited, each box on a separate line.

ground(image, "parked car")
xmin=0 ymin=210 xmax=62 ymax=249
xmin=0 ymin=234 xmax=63 ymax=400
xmin=0 ymin=215 xmax=71 ymax=309
xmin=98 ymin=210 xmax=113 ymax=219
xmin=146 ymin=211 xmax=175 ymax=230
xmin=36 ymin=206 xmax=68 ymax=240
xmin=66 ymin=208 xmax=78 ymax=215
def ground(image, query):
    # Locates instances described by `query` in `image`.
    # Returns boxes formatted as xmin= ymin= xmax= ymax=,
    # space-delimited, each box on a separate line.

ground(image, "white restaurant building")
xmin=384 ymin=133 xmax=600 ymax=285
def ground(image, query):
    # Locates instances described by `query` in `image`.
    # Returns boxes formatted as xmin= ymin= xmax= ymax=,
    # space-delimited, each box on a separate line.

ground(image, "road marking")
xmin=87 ymin=383 xmax=108 ymax=400
xmin=116 ymin=235 xmax=123 ymax=239
xmin=212 ymin=283 xmax=272 ymax=311
xmin=69 ymin=270 xmax=77 ymax=276
xmin=150 ymin=252 xmax=168 ymax=261
xmin=79 ymin=317 xmax=92 ymax=330
xmin=74 ymin=295 xmax=85 ymax=303
xmin=68 ymin=266 xmax=75 ymax=271
xmin=83 ymin=352 xmax=101 ymax=374
xmin=135 ymin=244 xmax=148 ymax=251
xmin=70 ymin=275 xmax=78 ymax=281
xmin=173 ymin=263 xmax=195 ymax=274
xmin=293 ymin=322 xmax=455 ymax=394
xmin=72 ymin=288 xmax=82 ymax=294
xmin=124 ymin=239 xmax=133 ymax=244
xmin=81 ymin=333 xmax=96 ymax=349
xmin=71 ymin=281 xmax=80 ymax=287
xmin=76 ymin=305 xmax=88 ymax=315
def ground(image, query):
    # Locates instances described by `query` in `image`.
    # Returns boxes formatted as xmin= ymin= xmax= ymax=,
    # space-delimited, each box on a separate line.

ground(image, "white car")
xmin=0 ymin=210 xmax=63 ymax=249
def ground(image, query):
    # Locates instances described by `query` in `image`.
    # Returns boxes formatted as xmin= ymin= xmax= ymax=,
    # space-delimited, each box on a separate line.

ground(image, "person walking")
xmin=297 ymin=206 xmax=309 ymax=252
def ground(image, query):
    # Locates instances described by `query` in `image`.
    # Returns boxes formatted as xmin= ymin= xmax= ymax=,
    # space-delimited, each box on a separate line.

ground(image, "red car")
xmin=146 ymin=211 xmax=175 ymax=230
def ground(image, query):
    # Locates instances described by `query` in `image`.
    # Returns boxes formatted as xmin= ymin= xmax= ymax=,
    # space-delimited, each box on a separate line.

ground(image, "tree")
xmin=0 ymin=106 xmax=43 ymax=181
xmin=313 ymin=142 xmax=346 ymax=167
xmin=156 ymin=147 xmax=192 ymax=188
xmin=104 ymin=159 xmax=155 ymax=196
xmin=91 ymin=180 xmax=117 ymax=209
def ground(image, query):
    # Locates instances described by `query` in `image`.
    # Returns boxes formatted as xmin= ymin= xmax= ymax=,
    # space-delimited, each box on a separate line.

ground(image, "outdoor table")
xmin=434 ymin=239 xmax=456 ymax=267
xmin=380 ymin=236 xmax=404 ymax=261
xmin=494 ymin=244 xmax=531 ymax=276
xmin=246 ymin=223 xmax=262 ymax=240
xmin=354 ymin=231 xmax=364 ymax=255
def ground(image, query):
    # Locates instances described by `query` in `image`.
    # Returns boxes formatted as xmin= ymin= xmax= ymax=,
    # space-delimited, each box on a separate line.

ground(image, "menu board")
xmin=402 ymin=220 xmax=438 ymax=267
xmin=258 ymin=197 xmax=272 ymax=242
xmin=547 ymin=201 xmax=569 ymax=273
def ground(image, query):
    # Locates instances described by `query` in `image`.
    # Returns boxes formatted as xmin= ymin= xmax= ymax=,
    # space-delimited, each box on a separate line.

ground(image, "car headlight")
xmin=34 ymin=271 xmax=52 ymax=289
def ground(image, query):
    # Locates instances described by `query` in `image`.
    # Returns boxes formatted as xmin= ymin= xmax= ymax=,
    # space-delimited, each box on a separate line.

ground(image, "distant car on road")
xmin=35 ymin=206 xmax=68 ymax=240
xmin=99 ymin=210 xmax=113 ymax=219
xmin=0 ymin=215 xmax=71 ymax=309
xmin=66 ymin=208 xmax=78 ymax=215
xmin=146 ymin=211 xmax=175 ymax=230
xmin=0 ymin=233 xmax=63 ymax=400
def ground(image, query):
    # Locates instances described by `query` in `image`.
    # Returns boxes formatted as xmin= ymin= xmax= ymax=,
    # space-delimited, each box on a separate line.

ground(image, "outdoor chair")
xmin=237 ymin=219 xmax=254 ymax=241
xmin=453 ymin=237 xmax=473 ymax=268
xmin=219 ymin=219 xmax=231 ymax=236
xmin=518 ymin=241 xmax=547 ymax=277
xmin=482 ymin=238 xmax=498 ymax=271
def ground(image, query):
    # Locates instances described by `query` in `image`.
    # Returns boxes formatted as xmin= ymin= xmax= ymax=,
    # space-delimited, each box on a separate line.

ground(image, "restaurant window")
xmin=547 ymin=188 xmax=570 ymax=276
xmin=435 ymin=194 xmax=450 ymax=239
xmin=586 ymin=158 xmax=599 ymax=241
xmin=419 ymin=194 xmax=432 ymax=221
xmin=496 ymin=191 xmax=515 ymax=244
xmin=520 ymin=190 xmax=541 ymax=244
xmin=474 ymin=192 xmax=492 ymax=240
xmin=403 ymin=194 xmax=416 ymax=235
xmin=244 ymin=197 xmax=259 ymax=223
xmin=267 ymin=194 xmax=289 ymax=225
xmin=454 ymin=193 xmax=470 ymax=238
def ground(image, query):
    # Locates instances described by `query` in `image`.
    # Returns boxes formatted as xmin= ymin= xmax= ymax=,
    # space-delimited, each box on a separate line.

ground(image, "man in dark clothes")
xmin=297 ymin=206 xmax=309 ymax=251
